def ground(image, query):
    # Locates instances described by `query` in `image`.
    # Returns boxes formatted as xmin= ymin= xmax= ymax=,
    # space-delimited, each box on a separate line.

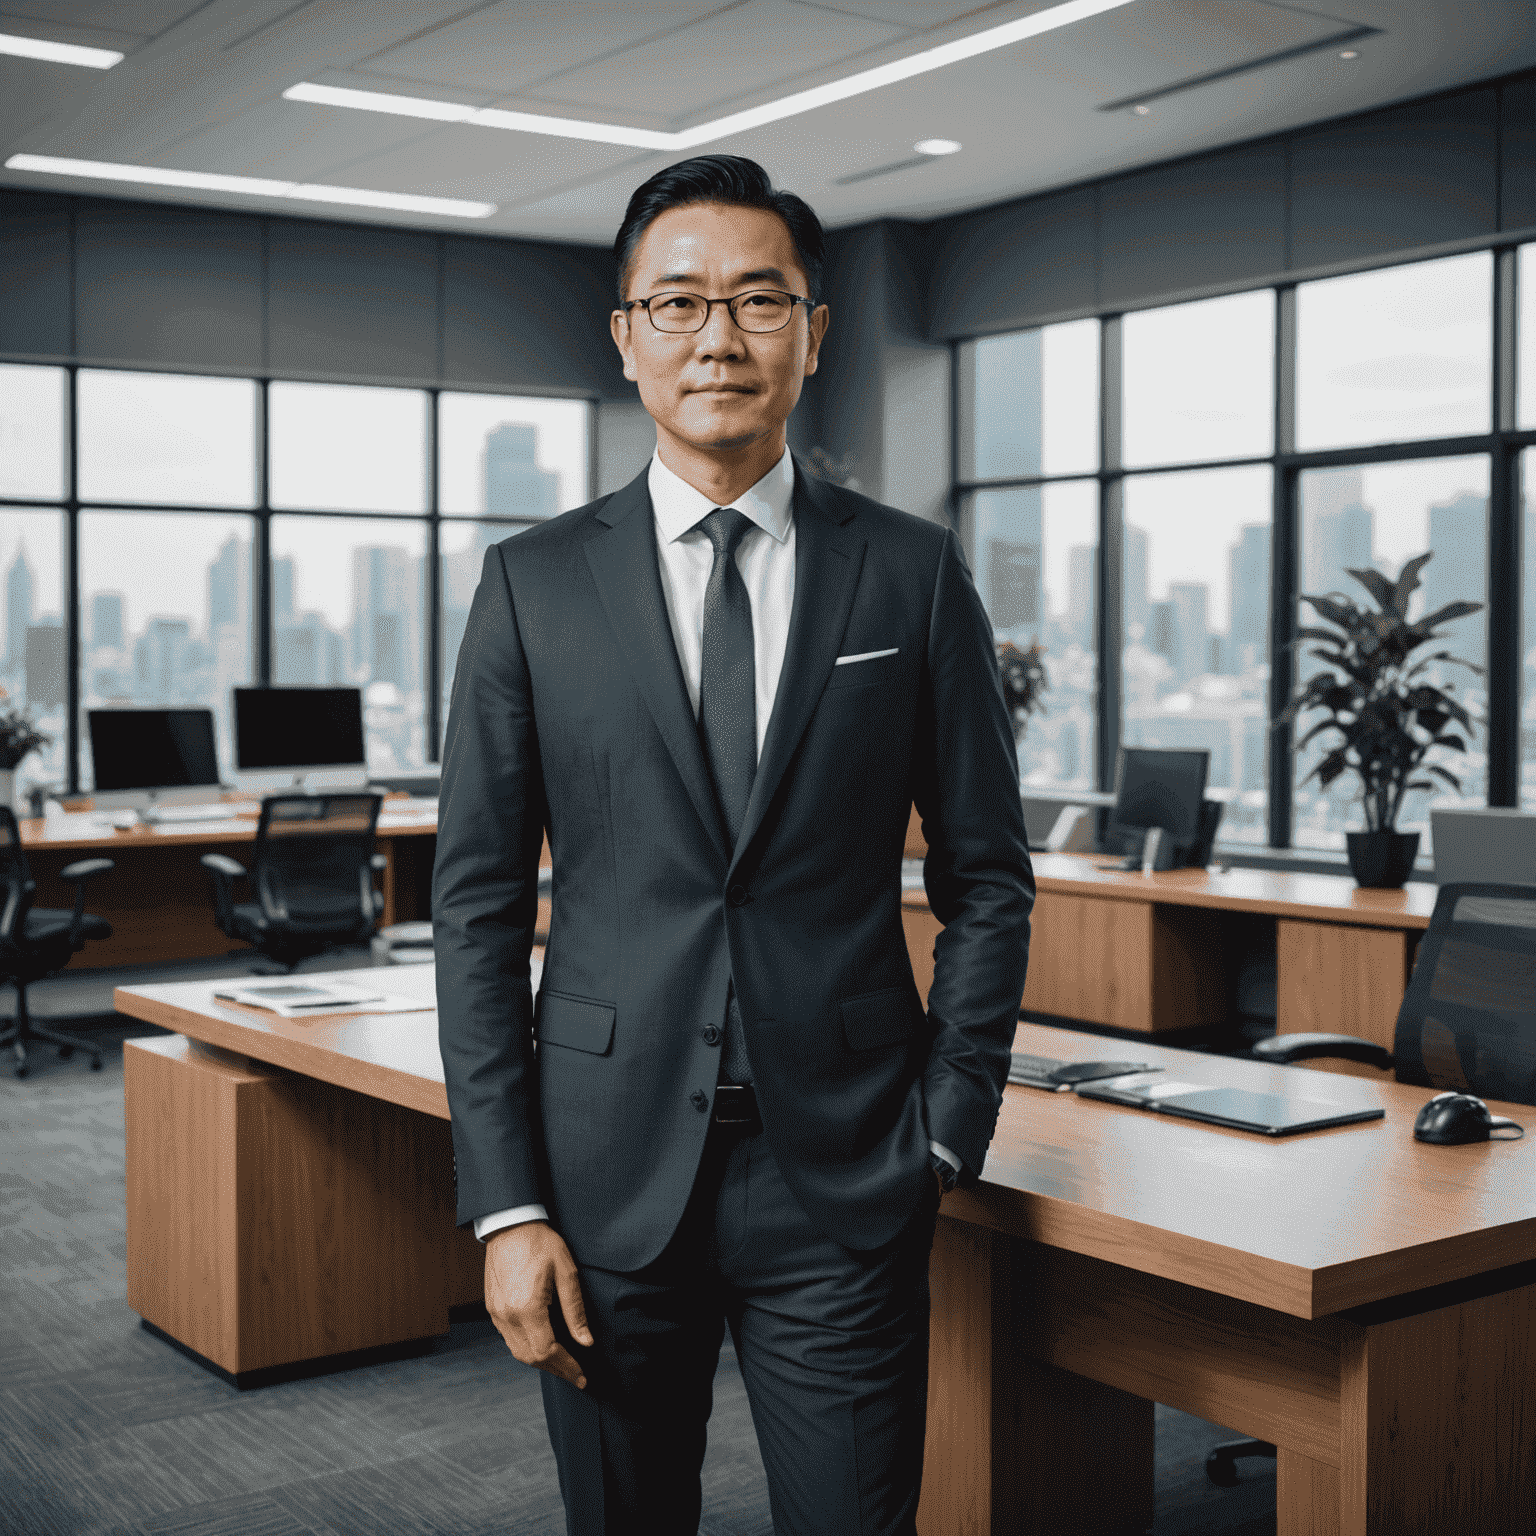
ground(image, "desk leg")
xmin=125 ymin=1036 xmax=458 ymax=1381
xmin=918 ymin=1216 xmax=1154 ymax=1535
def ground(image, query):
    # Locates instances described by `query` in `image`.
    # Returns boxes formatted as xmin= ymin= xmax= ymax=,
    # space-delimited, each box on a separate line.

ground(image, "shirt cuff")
xmin=928 ymin=1140 xmax=961 ymax=1177
xmin=474 ymin=1204 xmax=549 ymax=1242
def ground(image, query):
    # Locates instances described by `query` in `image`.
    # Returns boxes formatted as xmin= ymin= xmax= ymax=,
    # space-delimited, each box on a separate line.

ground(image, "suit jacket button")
xmin=702 ymin=1025 xmax=721 ymax=1046
xmin=691 ymin=1089 xmax=709 ymax=1111
xmin=727 ymin=884 xmax=749 ymax=907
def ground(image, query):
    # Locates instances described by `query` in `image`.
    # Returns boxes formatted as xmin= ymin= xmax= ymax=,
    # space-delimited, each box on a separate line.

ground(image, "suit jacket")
xmin=434 ymin=459 xmax=1033 ymax=1271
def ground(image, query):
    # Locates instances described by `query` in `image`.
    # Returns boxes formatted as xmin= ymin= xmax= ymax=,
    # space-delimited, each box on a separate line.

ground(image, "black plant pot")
xmin=1345 ymin=831 xmax=1420 ymax=889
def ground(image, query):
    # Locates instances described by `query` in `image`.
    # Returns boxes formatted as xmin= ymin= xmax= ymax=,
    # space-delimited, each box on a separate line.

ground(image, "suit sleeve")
xmin=911 ymin=527 xmax=1035 ymax=1181
xmin=434 ymin=544 xmax=549 ymax=1228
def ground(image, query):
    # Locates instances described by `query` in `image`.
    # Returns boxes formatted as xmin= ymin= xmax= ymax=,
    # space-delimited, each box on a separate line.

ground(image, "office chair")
xmin=1206 ymin=880 xmax=1536 ymax=1487
xmin=201 ymin=793 xmax=387 ymax=973
xmin=0 ymin=807 xmax=116 ymax=1078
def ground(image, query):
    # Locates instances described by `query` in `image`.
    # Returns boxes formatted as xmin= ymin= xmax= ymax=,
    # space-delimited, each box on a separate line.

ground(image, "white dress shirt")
xmin=475 ymin=448 xmax=956 ymax=1242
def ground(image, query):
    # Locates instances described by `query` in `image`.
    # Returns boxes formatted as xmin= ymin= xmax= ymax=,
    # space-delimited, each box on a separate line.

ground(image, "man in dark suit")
xmin=434 ymin=154 xmax=1032 ymax=1535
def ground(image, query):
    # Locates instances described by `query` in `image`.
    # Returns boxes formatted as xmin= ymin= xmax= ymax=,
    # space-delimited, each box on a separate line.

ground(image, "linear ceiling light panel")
xmin=285 ymin=0 xmax=1136 ymax=150
xmin=0 ymin=31 xmax=123 ymax=68
xmin=3 ymin=154 xmax=496 ymax=217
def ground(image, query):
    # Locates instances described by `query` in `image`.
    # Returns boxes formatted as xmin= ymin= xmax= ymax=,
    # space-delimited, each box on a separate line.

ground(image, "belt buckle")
xmin=713 ymin=1083 xmax=761 ymax=1132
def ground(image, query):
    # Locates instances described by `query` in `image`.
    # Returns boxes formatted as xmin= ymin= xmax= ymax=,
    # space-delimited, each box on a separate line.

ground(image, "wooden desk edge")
xmin=113 ymin=988 xmax=450 ymax=1121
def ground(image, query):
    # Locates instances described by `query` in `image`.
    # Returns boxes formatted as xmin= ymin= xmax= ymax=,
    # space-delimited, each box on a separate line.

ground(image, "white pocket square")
xmin=834 ymin=648 xmax=899 ymax=666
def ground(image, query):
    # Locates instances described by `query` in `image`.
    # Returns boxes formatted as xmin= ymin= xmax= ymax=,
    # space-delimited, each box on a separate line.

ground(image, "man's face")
xmin=611 ymin=202 xmax=828 ymax=456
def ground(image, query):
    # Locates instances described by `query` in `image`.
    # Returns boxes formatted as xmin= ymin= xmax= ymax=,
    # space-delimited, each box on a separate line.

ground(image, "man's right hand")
xmin=484 ymin=1221 xmax=593 ymax=1389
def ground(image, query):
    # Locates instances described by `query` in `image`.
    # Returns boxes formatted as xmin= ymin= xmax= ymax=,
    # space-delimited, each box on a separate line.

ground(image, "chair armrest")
xmin=371 ymin=853 xmax=389 ymax=872
xmin=59 ymin=857 xmax=114 ymax=883
xmin=200 ymin=852 xmax=247 ymax=936
xmin=1252 ymin=1033 xmax=1395 ymax=1071
xmin=200 ymin=853 xmax=246 ymax=879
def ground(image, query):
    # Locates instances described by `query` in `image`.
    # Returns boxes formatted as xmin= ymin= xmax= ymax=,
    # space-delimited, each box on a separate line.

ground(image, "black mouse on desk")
xmin=1413 ymin=1092 xmax=1524 ymax=1145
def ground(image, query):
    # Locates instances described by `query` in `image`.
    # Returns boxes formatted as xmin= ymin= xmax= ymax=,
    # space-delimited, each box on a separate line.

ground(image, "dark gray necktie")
xmin=697 ymin=507 xmax=756 ymax=1085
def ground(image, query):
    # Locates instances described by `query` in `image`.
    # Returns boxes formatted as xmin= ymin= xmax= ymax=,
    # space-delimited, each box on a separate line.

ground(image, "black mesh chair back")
xmin=0 ymin=807 xmax=35 ymax=951
xmin=1391 ymin=882 xmax=1536 ymax=1106
xmin=252 ymin=793 xmax=382 ymax=938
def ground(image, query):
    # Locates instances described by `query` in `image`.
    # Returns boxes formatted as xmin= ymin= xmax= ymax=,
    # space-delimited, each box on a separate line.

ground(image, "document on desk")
xmin=213 ymin=981 xmax=433 ymax=1018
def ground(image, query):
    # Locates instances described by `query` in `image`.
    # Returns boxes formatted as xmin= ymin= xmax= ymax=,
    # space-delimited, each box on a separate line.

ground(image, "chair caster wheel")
xmin=90 ymin=1056 xmax=103 ymax=1070
xmin=58 ymin=1045 xmax=73 ymax=1059
xmin=1205 ymin=1450 xmax=1241 ymax=1488
xmin=14 ymin=1063 xmax=28 ymax=1079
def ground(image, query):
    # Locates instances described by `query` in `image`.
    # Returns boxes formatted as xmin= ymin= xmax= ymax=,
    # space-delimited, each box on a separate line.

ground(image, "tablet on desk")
xmin=1076 ymin=1076 xmax=1385 ymax=1136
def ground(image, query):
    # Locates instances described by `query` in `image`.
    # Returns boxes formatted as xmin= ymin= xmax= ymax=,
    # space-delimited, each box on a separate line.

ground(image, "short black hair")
xmin=613 ymin=154 xmax=825 ymax=307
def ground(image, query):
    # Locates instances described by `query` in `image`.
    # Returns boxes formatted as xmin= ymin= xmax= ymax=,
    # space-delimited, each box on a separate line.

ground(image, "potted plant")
xmin=997 ymin=639 xmax=1049 ymax=765
xmin=1276 ymin=551 xmax=1482 ymax=888
xmin=0 ymin=695 xmax=50 ymax=818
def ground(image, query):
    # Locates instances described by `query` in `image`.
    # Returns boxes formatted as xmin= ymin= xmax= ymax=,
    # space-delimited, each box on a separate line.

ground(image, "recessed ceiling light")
xmin=1133 ymin=104 xmax=1151 ymax=115
xmin=3 ymin=154 xmax=496 ymax=218
xmin=284 ymin=0 xmax=1136 ymax=150
xmin=1338 ymin=49 xmax=1359 ymax=59
xmin=914 ymin=139 xmax=962 ymax=156
xmin=0 ymin=30 xmax=122 ymax=68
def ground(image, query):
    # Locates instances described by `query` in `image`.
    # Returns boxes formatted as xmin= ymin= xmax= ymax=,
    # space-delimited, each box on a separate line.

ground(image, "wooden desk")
xmin=902 ymin=854 xmax=1437 ymax=1050
xmin=919 ymin=1022 xmax=1536 ymax=1535
xmin=19 ymin=807 xmax=439 ymax=968
xmin=114 ymin=979 xmax=1536 ymax=1531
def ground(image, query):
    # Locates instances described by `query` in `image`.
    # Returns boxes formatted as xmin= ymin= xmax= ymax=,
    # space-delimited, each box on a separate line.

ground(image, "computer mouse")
xmin=1413 ymin=1092 xmax=1524 ymax=1145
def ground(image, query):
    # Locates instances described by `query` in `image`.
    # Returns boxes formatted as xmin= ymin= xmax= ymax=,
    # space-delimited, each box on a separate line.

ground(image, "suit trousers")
xmin=540 ymin=1121 xmax=941 ymax=1535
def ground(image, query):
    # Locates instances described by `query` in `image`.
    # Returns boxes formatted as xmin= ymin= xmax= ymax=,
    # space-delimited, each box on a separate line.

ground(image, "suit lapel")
xmin=585 ymin=470 xmax=730 ymax=864
xmin=729 ymin=465 xmax=865 ymax=878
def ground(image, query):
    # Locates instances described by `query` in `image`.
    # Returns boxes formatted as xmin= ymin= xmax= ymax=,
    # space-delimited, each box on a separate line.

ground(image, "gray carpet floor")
xmin=3 ymin=989 xmax=1278 ymax=1535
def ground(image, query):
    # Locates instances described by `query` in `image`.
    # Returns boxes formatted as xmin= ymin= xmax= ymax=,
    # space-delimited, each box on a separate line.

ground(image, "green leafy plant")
xmin=1276 ymin=552 xmax=1482 ymax=833
xmin=997 ymin=639 xmax=1049 ymax=740
xmin=0 ymin=692 xmax=50 ymax=771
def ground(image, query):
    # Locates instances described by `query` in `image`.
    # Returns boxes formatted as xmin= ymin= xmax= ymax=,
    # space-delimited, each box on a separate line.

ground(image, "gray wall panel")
xmin=267 ymin=218 xmax=437 ymax=381
xmin=442 ymin=236 xmax=626 ymax=398
xmin=1099 ymin=140 xmax=1287 ymax=308
xmin=0 ymin=191 xmax=70 ymax=358
xmin=1289 ymin=87 xmax=1498 ymax=270
xmin=74 ymin=202 xmax=262 ymax=371
xmin=928 ymin=185 xmax=1096 ymax=341
xmin=1502 ymin=77 xmax=1536 ymax=232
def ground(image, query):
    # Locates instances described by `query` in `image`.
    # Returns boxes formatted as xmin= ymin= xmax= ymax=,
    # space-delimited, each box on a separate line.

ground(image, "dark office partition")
xmin=267 ymin=218 xmax=438 ymax=381
xmin=74 ymin=202 xmax=264 ymax=371
xmin=1503 ymin=77 xmax=1536 ymax=232
xmin=1099 ymin=140 xmax=1288 ymax=309
xmin=928 ymin=183 xmax=1097 ymax=340
xmin=1289 ymin=87 xmax=1499 ymax=269
xmin=442 ymin=234 xmax=627 ymax=398
xmin=0 ymin=190 xmax=72 ymax=357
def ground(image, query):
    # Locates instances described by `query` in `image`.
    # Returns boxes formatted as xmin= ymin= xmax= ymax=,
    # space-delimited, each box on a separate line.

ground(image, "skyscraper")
xmin=91 ymin=592 xmax=124 ymax=651
xmin=1303 ymin=467 xmax=1373 ymax=596
xmin=1228 ymin=524 xmax=1270 ymax=673
xmin=5 ymin=544 xmax=34 ymax=673
xmin=1124 ymin=525 xmax=1150 ymax=636
xmin=972 ymin=491 xmax=1042 ymax=632
xmin=135 ymin=617 xmax=194 ymax=702
xmin=208 ymin=535 xmax=250 ymax=634
xmin=351 ymin=545 xmax=420 ymax=689
xmin=1424 ymin=492 xmax=1488 ymax=665
xmin=1067 ymin=544 xmax=1096 ymax=648
xmin=484 ymin=424 xmax=560 ymax=520
xmin=1169 ymin=582 xmax=1209 ymax=684
xmin=273 ymin=556 xmax=296 ymax=625
xmin=25 ymin=621 xmax=63 ymax=707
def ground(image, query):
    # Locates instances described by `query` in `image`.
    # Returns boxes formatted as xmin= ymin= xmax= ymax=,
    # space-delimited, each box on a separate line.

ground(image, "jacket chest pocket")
xmin=536 ymin=990 xmax=616 ymax=1055
xmin=825 ymin=650 xmax=902 ymax=693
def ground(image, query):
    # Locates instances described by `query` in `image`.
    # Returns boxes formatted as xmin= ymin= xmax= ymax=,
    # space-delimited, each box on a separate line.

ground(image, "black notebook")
xmin=1075 ymin=1076 xmax=1385 ymax=1136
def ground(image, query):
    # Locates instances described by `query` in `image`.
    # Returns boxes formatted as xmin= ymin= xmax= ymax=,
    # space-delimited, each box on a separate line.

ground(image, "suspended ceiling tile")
xmin=802 ymin=0 xmax=1003 ymax=25
xmin=142 ymin=98 xmax=444 ymax=182
xmin=324 ymin=122 xmax=644 ymax=202
xmin=0 ymin=0 xmax=203 ymax=34
xmin=359 ymin=0 xmax=731 ymax=97
xmin=526 ymin=0 xmax=906 ymax=119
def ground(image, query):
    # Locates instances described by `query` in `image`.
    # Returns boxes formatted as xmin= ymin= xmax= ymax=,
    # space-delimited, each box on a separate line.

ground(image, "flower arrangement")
xmin=997 ymin=640 xmax=1050 ymax=741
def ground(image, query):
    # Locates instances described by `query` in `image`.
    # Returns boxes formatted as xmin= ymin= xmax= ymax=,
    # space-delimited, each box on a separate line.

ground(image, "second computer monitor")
xmin=233 ymin=687 xmax=366 ymax=783
xmin=1105 ymin=747 xmax=1210 ymax=858
xmin=88 ymin=708 xmax=221 ymax=807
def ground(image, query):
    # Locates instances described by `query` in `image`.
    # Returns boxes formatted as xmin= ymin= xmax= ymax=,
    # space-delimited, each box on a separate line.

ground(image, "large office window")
xmin=1123 ymin=466 xmax=1272 ymax=845
xmin=0 ymin=366 xmax=591 ymax=793
xmin=960 ymin=240 xmax=1532 ymax=855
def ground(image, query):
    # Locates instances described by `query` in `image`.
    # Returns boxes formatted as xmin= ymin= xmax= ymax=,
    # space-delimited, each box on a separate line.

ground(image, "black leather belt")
xmin=714 ymin=1083 xmax=762 ymax=1134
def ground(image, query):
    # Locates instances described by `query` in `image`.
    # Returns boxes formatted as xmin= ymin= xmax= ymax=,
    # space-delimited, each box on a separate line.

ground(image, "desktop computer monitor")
xmin=233 ymin=687 xmax=366 ymax=788
xmin=1104 ymin=747 xmax=1210 ymax=861
xmin=88 ymin=709 xmax=221 ymax=809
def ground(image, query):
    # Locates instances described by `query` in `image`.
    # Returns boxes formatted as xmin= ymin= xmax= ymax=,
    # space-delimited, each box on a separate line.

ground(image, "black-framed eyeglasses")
xmin=620 ymin=289 xmax=815 ymax=335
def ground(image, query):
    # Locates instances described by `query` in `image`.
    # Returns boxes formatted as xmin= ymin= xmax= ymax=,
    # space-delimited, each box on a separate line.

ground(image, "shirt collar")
xmin=648 ymin=447 xmax=795 ymax=547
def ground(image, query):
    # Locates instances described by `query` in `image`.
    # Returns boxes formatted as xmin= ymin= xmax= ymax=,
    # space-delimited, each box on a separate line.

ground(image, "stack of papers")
xmin=213 ymin=980 xmax=430 ymax=1018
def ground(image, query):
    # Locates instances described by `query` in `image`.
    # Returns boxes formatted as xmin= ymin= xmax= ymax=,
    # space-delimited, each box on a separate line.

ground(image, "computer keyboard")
xmin=1008 ymin=1052 xmax=1068 ymax=1087
xmin=145 ymin=804 xmax=249 ymax=824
